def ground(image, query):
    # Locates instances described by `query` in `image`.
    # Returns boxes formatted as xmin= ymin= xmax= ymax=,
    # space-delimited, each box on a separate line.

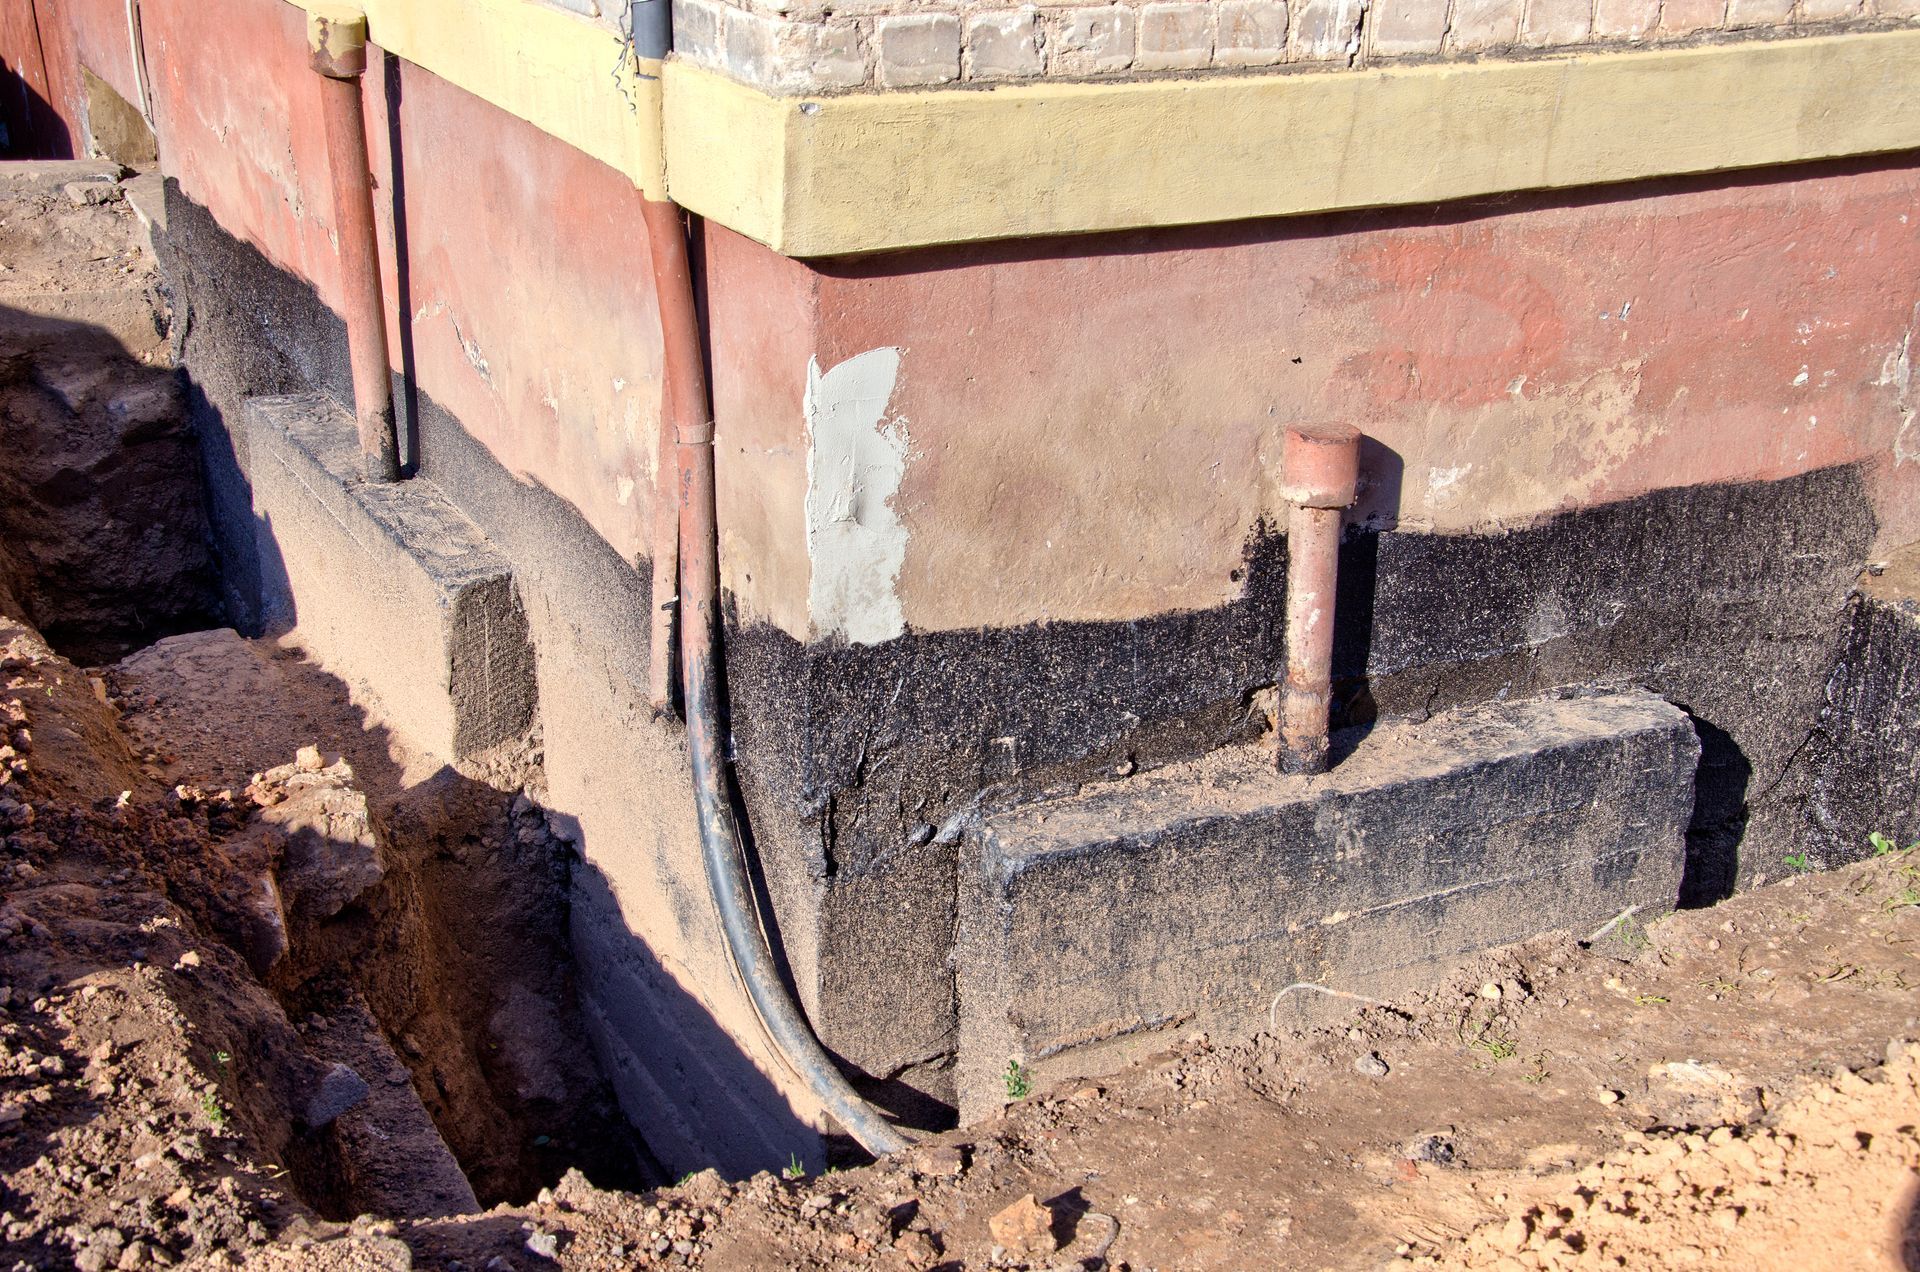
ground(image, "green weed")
xmin=1003 ymin=1059 xmax=1032 ymax=1101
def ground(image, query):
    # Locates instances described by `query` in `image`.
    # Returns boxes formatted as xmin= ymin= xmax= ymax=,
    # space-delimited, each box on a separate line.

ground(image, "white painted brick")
xmin=1657 ymin=0 xmax=1727 ymax=33
xmin=1215 ymin=0 xmax=1290 ymax=65
xmin=1591 ymin=0 xmax=1661 ymax=36
xmin=875 ymin=12 xmax=962 ymax=87
xmin=1137 ymin=2 xmax=1215 ymax=70
xmin=1873 ymin=0 xmax=1920 ymax=16
xmin=966 ymin=8 xmax=1047 ymax=80
xmin=1052 ymin=6 xmax=1137 ymax=75
xmin=722 ymin=5 xmax=787 ymax=85
xmin=1723 ymin=0 xmax=1791 ymax=23
xmin=673 ymin=0 xmax=731 ymax=69
xmin=1448 ymin=0 xmax=1525 ymax=48
xmin=1370 ymin=0 xmax=1449 ymax=54
xmin=1796 ymin=0 xmax=1863 ymax=17
xmin=1290 ymin=0 xmax=1366 ymax=59
xmin=792 ymin=21 xmax=868 ymax=89
xmin=1522 ymin=0 xmax=1595 ymax=42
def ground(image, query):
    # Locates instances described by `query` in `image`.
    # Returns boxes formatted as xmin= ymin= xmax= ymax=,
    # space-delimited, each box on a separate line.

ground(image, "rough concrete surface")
xmin=957 ymin=689 xmax=1698 ymax=1119
xmin=1803 ymin=540 xmax=1920 ymax=863
xmin=245 ymin=393 xmax=537 ymax=767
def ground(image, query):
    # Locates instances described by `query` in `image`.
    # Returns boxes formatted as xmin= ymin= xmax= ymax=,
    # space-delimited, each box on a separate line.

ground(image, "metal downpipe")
xmin=308 ymin=6 xmax=400 ymax=482
xmin=1276 ymin=423 xmax=1360 ymax=775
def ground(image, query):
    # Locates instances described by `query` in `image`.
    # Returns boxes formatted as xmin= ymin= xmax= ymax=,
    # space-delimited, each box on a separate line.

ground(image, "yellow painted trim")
xmin=664 ymin=28 xmax=1920 ymax=257
xmin=285 ymin=0 xmax=666 ymax=196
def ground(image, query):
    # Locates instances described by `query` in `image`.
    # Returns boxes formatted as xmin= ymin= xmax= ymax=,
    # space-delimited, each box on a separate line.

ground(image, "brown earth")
xmin=0 ymin=162 xmax=216 ymax=662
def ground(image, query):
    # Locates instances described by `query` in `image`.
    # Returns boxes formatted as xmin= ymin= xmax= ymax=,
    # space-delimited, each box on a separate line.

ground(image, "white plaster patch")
xmin=804 ymin=347 xmax=909 ymax=645
xmin=1427 ymin=463 xmax=1470 ymax=505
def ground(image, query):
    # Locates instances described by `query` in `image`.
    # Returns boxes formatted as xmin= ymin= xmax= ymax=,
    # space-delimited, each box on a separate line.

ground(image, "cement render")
xmin=244 ymin=393 xmax=536 ymax=763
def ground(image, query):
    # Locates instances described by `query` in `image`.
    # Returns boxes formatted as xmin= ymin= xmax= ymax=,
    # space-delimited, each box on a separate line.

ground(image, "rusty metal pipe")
xmin=641 ymin=197 xmax=702 ymax=716
xmin=309 ymin=7 xmax=399 ymax=482
xmin=1277 ymin=423 xmax=1360 ymax=775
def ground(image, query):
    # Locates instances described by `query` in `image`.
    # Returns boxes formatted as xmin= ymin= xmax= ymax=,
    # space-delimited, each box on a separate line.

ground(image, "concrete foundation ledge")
xmin=956 ymin=688 xmax=1699 ymax=1119
xmin=245 ymin=394 xmax=536 ymax=764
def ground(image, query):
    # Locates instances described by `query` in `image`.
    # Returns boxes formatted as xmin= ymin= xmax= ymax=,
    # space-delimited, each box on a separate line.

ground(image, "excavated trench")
xmin=0 ymin=166 xmax=656 ymax=1221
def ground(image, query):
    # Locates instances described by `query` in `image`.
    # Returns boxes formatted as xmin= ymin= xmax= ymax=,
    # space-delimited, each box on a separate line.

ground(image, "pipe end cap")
xmin=309 ymin=6 xmax=370 ymax=78
xmin=1278 ymin=422 xmax=1361 ymax=509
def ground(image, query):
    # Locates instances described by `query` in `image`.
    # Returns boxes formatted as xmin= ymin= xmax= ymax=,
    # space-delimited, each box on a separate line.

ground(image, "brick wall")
xmin=642 ymin=0 xmax=1919 ymax=93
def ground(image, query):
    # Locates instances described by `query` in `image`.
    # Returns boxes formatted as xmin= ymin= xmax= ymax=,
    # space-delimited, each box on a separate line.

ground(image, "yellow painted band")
xmin=306 ymin=6 xmax=368 ymax=59
xmin=285 ymin=0 xmax=665 ymax=197
xmin=664 ymin=27 xmax=1920 ymax=257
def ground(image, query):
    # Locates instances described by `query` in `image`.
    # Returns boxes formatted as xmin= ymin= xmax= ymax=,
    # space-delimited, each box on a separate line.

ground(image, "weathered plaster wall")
xmin=715 ymin=159 xmax=1920 ymax=639
xmin=55 ymin=0 xmax=146 ymax=116
xmin=140 ymin=0 xmax=667 ymax=569
xmin=72 ymin=0 xmax=1919 ymax=1142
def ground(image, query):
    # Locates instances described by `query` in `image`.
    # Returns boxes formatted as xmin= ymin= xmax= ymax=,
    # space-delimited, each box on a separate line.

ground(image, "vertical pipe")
xmin=674 ymin=327 xmax=911 ymax=1159
xmin=642 ymin=197 xmax=702 ymax=715
xmin=1277 ymin=423 xmax=1360 ymax=775
xmin=308 ymin=6 xmax=400 ymax=483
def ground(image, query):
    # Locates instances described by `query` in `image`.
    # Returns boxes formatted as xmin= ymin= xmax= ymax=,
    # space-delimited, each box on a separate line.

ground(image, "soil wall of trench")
xmin=0 ymin=164 xmax=656 ymax=1246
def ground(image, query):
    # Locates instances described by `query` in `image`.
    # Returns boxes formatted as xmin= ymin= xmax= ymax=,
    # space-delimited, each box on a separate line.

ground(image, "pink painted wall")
xmin=64 ymin=0 xmax=1920 ymax=649
xmin=721 ymin=162 xmax=1920 ymax=637
xmin=139 ymin=0 xmax=671 ymax=565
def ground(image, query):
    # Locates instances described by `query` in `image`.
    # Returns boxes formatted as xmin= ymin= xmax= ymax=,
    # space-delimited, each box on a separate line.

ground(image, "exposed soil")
xmin=0 ymin=162 xmax=216 ymax=663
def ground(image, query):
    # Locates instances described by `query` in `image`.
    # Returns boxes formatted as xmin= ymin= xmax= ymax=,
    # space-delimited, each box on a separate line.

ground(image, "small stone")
xmin=988 ymin=1193 xmax=1058 ymax=1254
xmin=1479 ymin=981 xmax=1503 ymax=1000
xmin=894 ymin=1228 xmax=939 ymax=1261
xmin=524 ymin=1231 xmax=558 ymax=1259
xmin=1353 ymin=1052 xmax=1390 ymax=1078
xmin=294 ymin=745 xmax=323 ymax=772
xmin=305 ymin=1063 xmax=371 ymax=1128
xmin=172 ymin=951 xmax=201 ymax=971
xmin=0 ymin=1103 xmax=22 ymax=1132
xmin=915 ymin=1144 xmax=966 ymax=1178
xmin=1594 ymin=1088 xmax=1623 ymax=1105
xmin=1404 ymin=1133 xmax=1457 ymax=1165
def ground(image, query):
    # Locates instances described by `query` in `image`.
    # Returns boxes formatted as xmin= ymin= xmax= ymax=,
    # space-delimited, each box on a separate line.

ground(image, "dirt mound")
xmin=0 ymin=608 xmax=651 ymax=1269
xmin=1404 ymin=1042 xmax=1920 ymax=1269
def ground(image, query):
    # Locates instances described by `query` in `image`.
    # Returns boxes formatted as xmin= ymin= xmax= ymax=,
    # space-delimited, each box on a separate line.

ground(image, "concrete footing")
xmin=245 ymin=394 xmax=536 ymax=764
xmin=956 ymin=689 xmax=1699 ymax=1120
